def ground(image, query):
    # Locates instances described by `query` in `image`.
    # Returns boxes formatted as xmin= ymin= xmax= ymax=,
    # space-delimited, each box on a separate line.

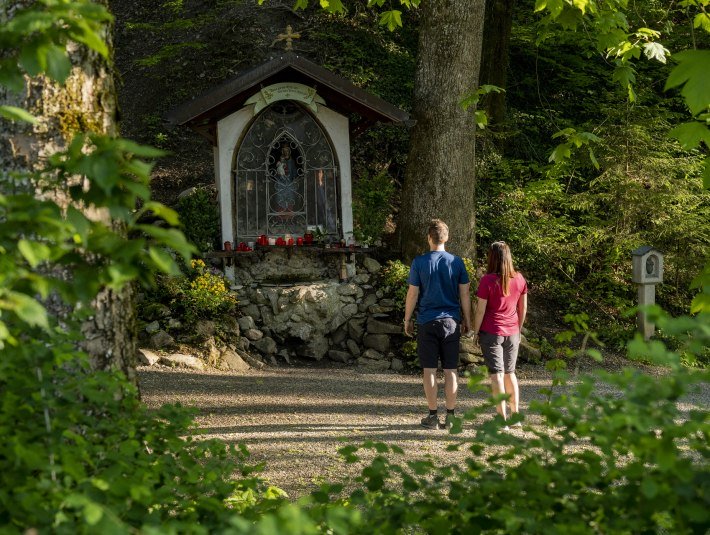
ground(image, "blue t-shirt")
xmin=407 ymin=251 xmax=470 ymax=324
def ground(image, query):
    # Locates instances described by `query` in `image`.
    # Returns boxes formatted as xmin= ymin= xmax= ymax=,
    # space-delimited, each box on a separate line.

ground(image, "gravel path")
xmin=138 ymin=360 xmax=708 ymax=498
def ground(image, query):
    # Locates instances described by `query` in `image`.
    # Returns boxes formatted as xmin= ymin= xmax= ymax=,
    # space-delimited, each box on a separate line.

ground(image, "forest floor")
xmin=138 ymin=357 xmax=707 ymax=499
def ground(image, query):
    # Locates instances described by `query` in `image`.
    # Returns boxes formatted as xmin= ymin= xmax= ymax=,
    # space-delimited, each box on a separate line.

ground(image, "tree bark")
xmin=0 ymin=1 xmax=138 ymax=384
xmin=398 ymin=0 xmax=486 ymax=261
xmin=479 ymin=0 xmax=515 ymax=126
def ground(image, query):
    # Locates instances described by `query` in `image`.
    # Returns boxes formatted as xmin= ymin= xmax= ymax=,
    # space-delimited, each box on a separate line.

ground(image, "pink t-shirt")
xmin=476 ymin=272 xmax=527 ymax=336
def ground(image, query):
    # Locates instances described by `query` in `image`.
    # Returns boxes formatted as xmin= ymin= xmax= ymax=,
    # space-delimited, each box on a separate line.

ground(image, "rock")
xmin=286 ymin=321 xmax=313 ymax=341
xmin=277 ymin=349 xmax=292 ymax=365
xmin=252 ymin=336 xmax=277 ymax=355
xmin=328 ymin=350 xmax=351 ymax=363
xmin=341 ymin=303 xmax=359 ymax=318
xmin=366 ymin=317 xmax=402 ymax=335
xmin=375 ymin=289 xmax=384 ymax=298
xmin=177 ymin=186 xmax=198 ymax=200
xmin=159 ymin=353 xmax=205 ymax=370
xmin=145 ymin=320 xmax=160 ymax=334
xmin=460 ymin=335 xmax=483 ymax=355
xmin=238 ymin=337 xmax=250 ymax=351
xmin=238 ymin=350 xmax=265 ymax=369
xmin=460 ymin=352 xmax=484 ymax=365
xmin=362 ymin=348 xmax=385 ymax=360
xmin=358 ymin=293 xmax=378 ymax=312
xmin=142 ymin=303 xmax=171 ymax=321
xmin=204 ymin=337 xmax=223 ymax=367
xmin=380 ymin=298 xmax=396 ymax=307
xmin=357 ymin=356 xmax=390 ymax=371
xmin=244 ymin=328 xmax=264 ymax=341
xmin=347 ymin=318 xmax=366 ymax=342
xmin=220 ymin=315 xmax=240 ymax=336
xmin=346 ymin=339 xmax=361 ymax=357
xmin=331 ymin=324 xmax=348 ymax=345
xmin=363 ymin=334 xmax=390 ymax=353
xmin=390 ymin=357 xmax=404 ymax=372
xmin=137 ymin=348 xmax=160 ymax=366
xmin=167 ymin=318 xmax=182 ymax=330
xmin=368 ymin=305 xmax=395 ymax=314
xmin=297 ymin=336 xmax=329 ymax=360
xmin=242 ymin=304 xmax=261 ymax=320
xmin=219 ymin=348 xmax=251 ymax=372
xmin=238 ymin=316 xmax=256 ymax=331
xmin=345 ymin=262 xmax=357 ymax=279
xmin=149 ymin=330 xmax=174 ymax=350
xmin=363 ymin=257 xmax=382 ymax=274
xmin=519 ymin=338 xmax=542 ymax=362
xmin=338 ymin=283 xmax=359 ymax=296
xmin=195 ymin=320 xmax=216 ymax=338
xmin=353 ymin=273 xmax=370 ymax=284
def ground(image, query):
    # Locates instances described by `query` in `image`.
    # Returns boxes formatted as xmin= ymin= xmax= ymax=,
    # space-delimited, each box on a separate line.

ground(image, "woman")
xmin=472 ymin=241 xmax=527 ymax=426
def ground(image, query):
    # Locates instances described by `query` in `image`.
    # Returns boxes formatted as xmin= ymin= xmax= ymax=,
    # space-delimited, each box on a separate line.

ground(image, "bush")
xmin=149 ymin=259 xmax=237 ymax=324
xmin=379 ymin=259 xmax=410 ymax=311
xmin=352 ymin=169 xmax=395 ymax=245
xmin=176 ymin=187 xmax=221 ymax=253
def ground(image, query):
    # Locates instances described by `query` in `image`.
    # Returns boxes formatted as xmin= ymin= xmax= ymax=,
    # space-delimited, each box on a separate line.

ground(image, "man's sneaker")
xmin=420 ymin=414 xmax=440 ymax=429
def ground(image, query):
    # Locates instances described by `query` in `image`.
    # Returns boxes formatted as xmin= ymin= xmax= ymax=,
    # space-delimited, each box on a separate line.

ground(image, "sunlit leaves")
xmin=460 ymin=84 xmax=505 ymax=128
xmin=642 ymin=42 xmax=669 ymax=64
xmin=549 ymin=128 xmax=601 ymax=168
xmin=668 ymin=121 xmax=710 ymax=150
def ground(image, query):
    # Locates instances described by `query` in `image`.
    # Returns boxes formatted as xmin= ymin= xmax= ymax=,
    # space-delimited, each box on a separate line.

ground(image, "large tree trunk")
xmin=398 ymin=0 xmax=486 ymax=261
xmin=479 ymin=0 xmax=515 ymax=126
xmin=0 ymin=1 xmax=137 ymax=384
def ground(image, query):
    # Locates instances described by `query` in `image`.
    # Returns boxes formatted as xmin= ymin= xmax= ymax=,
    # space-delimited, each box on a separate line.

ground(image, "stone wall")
xmin=230 ymin=249 xmax=484 ymax=371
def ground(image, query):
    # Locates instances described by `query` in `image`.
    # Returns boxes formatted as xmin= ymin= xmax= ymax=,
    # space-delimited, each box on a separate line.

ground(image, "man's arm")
xmin=403 ymin=284 xmax=419 ymax=337
xmin=517 ymin=293 xmax=527 ymax=330
xmin=459 ymin=283 xmax=471 ymax=335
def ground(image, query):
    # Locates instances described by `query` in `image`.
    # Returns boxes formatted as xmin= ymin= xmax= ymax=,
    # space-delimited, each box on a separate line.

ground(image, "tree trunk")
xmin=479 ymin=0 xmax=515 ymax=126
xmin=398 ymin=0 xmax=486 ymax=262
xmin=0 ymin=1 xmax=138 ymax=384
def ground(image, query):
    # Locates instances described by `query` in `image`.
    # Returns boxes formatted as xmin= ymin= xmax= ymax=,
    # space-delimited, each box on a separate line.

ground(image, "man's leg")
xmin=504 ymin=373 xmax=519 ymax=414
xmin=490 ymin=372 xmax=507 ymax=419
xmin=443 ymin=369 xmax=458 ymax=411
xmin=423 ymin=368 xmax=438 ymax=410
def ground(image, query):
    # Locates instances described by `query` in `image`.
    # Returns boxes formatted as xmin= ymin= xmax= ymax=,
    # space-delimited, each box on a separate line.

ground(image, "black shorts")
xmin=417 ymin=318 xmax=461 ymax=370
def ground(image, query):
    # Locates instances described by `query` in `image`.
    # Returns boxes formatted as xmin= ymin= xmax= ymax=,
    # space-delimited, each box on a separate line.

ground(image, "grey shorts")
xmin=480 ymin=331 xmax=520 ymax=374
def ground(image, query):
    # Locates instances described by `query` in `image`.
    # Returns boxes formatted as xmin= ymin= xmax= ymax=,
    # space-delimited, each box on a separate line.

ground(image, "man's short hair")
xmin=428 ymin=219 xmax=449 ymax=244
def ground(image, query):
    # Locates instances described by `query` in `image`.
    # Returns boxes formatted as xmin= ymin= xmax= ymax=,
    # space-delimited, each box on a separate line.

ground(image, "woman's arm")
xmin=473 ymin=297 xmax=487 ymax=336
xmin=517 ymin=293 xmax=527 ymax=330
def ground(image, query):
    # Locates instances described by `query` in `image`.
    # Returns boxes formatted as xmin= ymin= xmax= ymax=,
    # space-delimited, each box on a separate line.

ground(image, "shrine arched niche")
xmin=233 ymin=101 xmax=340 ymax=242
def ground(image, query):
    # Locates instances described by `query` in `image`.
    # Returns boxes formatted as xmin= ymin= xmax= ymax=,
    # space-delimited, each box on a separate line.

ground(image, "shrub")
xmin=352 ymin=169 xmax=395 ymax=245
xmin=379 ymin=259 xmax=410 ymax=311
xmin=176 ymin=187 xmax=221 ymax=253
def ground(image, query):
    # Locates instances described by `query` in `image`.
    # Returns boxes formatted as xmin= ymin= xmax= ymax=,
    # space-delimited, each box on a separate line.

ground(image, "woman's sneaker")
xmin=420 ymin=414 xmax=440 ymax=429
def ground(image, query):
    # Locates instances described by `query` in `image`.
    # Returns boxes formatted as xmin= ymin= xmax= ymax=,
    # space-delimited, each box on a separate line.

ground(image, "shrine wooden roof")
xmin=166 ymin=52 xmax=410 ymax=143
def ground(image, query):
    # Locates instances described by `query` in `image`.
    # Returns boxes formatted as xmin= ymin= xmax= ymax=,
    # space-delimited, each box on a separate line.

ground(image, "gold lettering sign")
xmin=245 ymin=83 xmax=326 ymax=113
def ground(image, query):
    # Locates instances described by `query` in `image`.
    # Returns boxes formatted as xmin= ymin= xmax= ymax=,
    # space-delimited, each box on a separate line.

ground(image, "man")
xmin=404 ymin=219 xmax=472 ymax=430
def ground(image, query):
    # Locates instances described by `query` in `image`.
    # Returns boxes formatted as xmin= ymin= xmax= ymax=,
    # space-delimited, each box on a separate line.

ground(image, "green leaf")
xmin=693 ymin=12 xmax=710 ymax=33
xmin=3 ymin=292 xmax=49 ymax=329
xmin=45 ymin=43 xmax=71 ymax=82
xmin=668 ymin=121 xmax=710 ymax=150
xmin=549 ymin=143 xmax=571 ymax=163
xmin=83 ymin=502 xmax=103 ymax=525
xmin=141 ymin=202 xmax=181 ymax=226
xmin=0 ymin=105 xmax=38 ymax=124
xmin=148 ymin=246 xmax=180 ymax=275
xmin=703 ymin=157 xmax=710 ymax=190
xmin=665 ymin=50 xmax=710 ymax=116
xmin=18 ymin=239 xmax=52 ymax=267
xmin=379 ymin=10 xmax=403 ymax=31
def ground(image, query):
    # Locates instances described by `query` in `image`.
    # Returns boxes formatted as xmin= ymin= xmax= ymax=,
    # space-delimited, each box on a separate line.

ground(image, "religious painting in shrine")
xmin=234 ymin=101 xmax=339 ymax=242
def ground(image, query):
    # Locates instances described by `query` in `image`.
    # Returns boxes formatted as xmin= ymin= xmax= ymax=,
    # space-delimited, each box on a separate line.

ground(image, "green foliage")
xmin=151 ymin=258 xmax=237 ymax=324
xmin=176 ymin=186 xmax=221 ymax=252
xmin=325 ymin=305 xmax=709 ymax=534
xmin=379 ymin=259 xmax=410 ymax=310
xmin=352 ymin=168 xmax=395 ymax=245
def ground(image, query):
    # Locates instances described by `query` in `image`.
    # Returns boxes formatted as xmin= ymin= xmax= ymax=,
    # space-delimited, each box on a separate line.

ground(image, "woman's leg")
xmin=489 ymin=372 xmax=507 ymax=419
xmin=503 ymin=373 xmax=519 ymax=414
